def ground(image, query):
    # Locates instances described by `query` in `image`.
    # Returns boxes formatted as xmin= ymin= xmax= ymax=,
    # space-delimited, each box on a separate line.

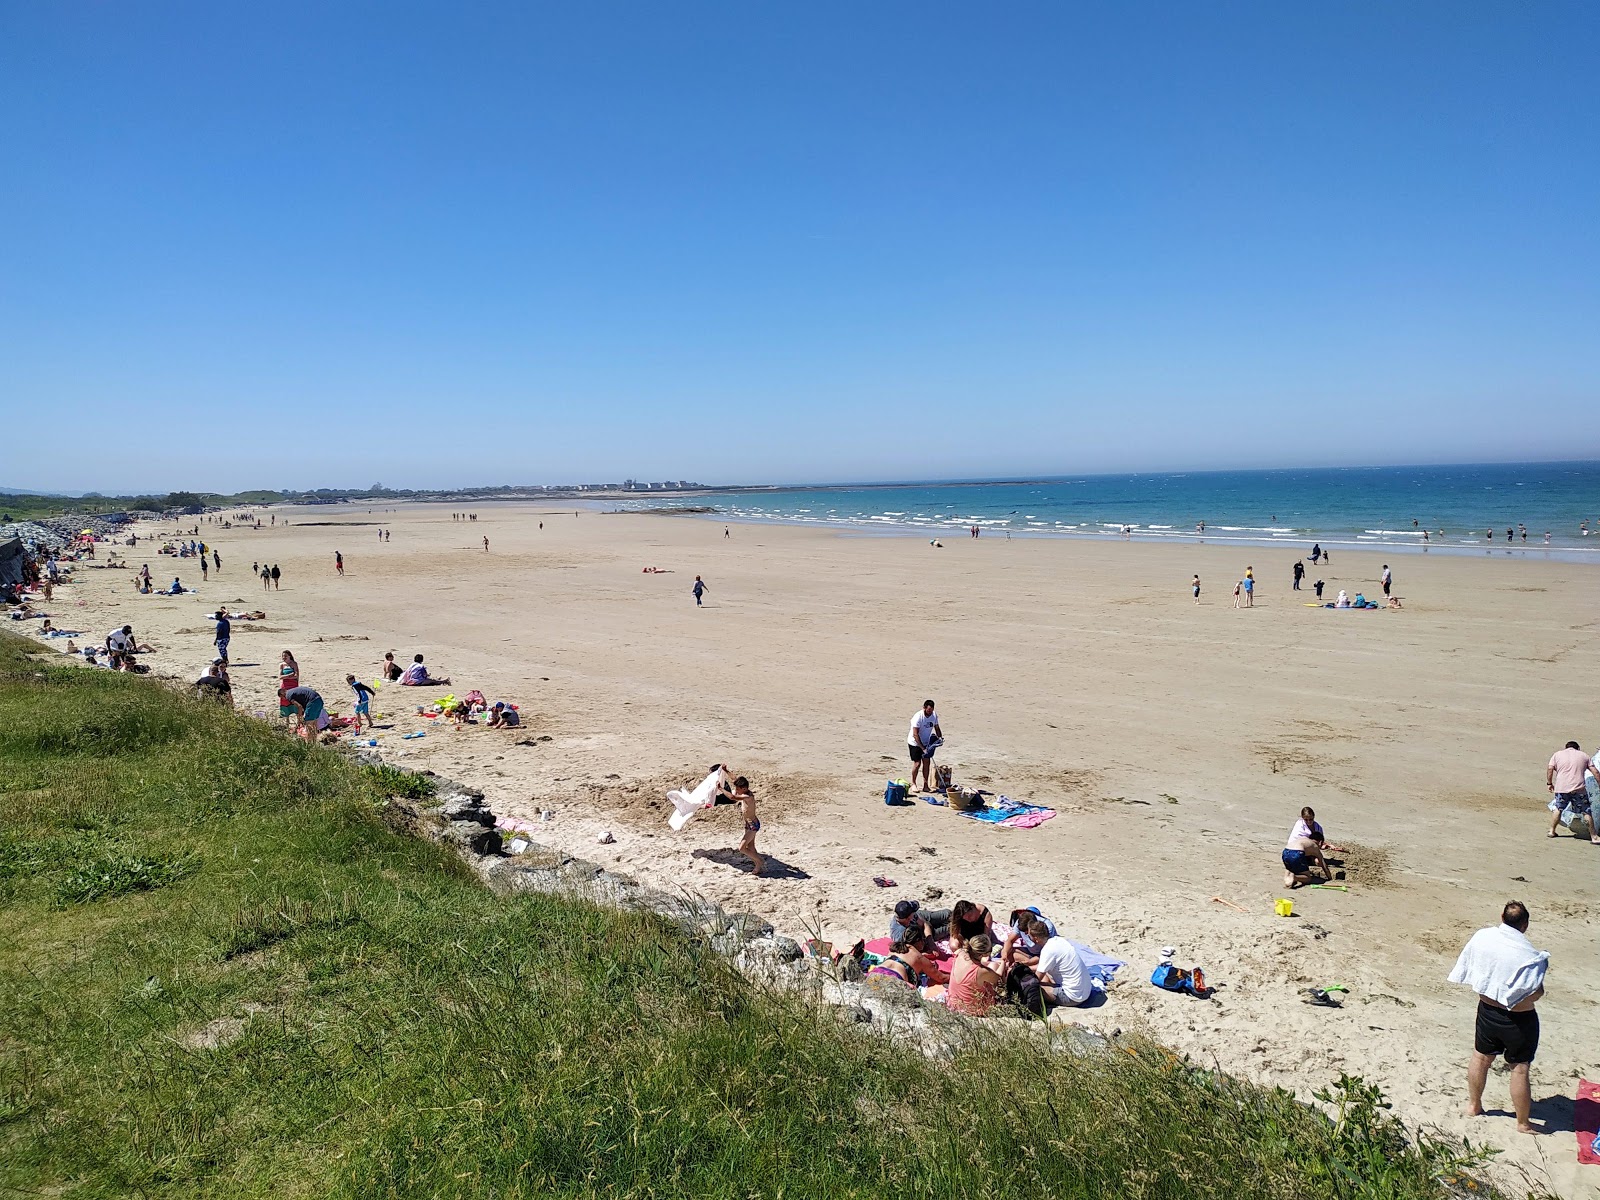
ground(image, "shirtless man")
xmin=1282 ymin=830 xmax=1333 ymax=887
xmin=733 ymin=776 xmax=764 ymax=877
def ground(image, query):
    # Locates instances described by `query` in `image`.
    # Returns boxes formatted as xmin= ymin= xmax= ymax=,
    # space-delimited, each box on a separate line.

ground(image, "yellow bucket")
xmin=1274 ymin=898 xmax=1294 ymax=917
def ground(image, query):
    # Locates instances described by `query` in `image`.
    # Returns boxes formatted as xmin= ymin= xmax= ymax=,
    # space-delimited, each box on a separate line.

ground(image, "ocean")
xmin=619 ymin=462 xmax=1600 ymax=559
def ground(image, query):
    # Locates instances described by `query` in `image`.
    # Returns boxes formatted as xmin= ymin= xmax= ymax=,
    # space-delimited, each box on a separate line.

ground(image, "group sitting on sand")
xmin=855 ymin=899 xmax=1102 ymax=1018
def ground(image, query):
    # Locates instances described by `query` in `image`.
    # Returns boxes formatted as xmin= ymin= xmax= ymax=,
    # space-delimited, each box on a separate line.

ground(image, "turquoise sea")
xmin=621 ymin=462 xmax=1600 ymax=559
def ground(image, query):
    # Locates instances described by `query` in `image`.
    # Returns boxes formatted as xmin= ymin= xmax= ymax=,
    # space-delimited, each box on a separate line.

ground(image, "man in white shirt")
xmin=906 ymin=700 xmax=942 ymax=793
xmin=1449 ymin=902 xmax=1546 ymax=1135
xmin=1030 ymin=919 xmax=1092 ymax=1008
xmin=104 ymin=625 xmax=135 ymax=671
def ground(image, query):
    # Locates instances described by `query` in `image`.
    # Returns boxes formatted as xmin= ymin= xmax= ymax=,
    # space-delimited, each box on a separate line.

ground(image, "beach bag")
xmin=1151 ymin=964 xmax=1208 ymax=997
xmin=1005 ymin=964 xmax=1047 ymax=1017
xmin=884 ymin=780 xmax=908 ymax=805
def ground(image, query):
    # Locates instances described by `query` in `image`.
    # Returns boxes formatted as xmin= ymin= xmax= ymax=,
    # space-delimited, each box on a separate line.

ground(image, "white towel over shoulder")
xmin=667 ymin=766 xmax=732 ymax=832
xmin=1447 ymin=924 xmax=1548 ymax=1009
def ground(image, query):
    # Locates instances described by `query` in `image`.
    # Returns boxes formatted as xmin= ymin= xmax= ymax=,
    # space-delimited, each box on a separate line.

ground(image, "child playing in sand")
xmin=733 ymin=776 xmax=764 ymax=877
xmin=345 ymin=674 xmax=375 ymax=731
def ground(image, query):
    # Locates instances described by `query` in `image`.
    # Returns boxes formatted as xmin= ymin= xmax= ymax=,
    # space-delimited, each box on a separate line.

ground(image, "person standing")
xmin=483 ymin=536 xmax=489 ymax=552
xmin=906 ymin=699 xmax=943 ymax=793
xmin=270 ymin=564 xmax=281 ymax=590
xmin=1448 ymin=902 xmax=1547 ymax=1135
xmin=212 ymin=609 xmax=231 ymax=665
xmin=261 ymin=564 xmax=271 ymax=591
xmin=732 ymin=776 xmax=764 ymax=877
xmin=277 ymin=650 xmax=300 ymax=723
xmin=1546 ymin=740 xmax=1599 ymax=842
xmin=1381 ymin=564 xmax=1392 ymax=597
xmin=1292 ymin=560 xmax=1304 ymax=590
xmin=1241 ymin=570 xmax=1254 ymax=607
xmin=1191 ymin=574 xmax=1201 ymax=605
xmin=345 ymin=674 xmax=376 ymax=732
xmin=335 ymin=551 xmax=344 ymax=576
xmin=692 ymin=575 xmax=707 ymax=606
xmin=1232 ymin=581 xmax=1242 ymax=609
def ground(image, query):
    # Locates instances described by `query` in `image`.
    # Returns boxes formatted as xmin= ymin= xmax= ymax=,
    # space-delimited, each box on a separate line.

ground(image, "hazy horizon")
xmin=8 ymin=455 xmax=1600 ymax=502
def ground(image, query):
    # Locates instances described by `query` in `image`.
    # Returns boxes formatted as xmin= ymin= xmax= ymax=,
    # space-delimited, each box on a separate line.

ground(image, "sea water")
xmin=620 ymin=462 xmax=1600 ymax=558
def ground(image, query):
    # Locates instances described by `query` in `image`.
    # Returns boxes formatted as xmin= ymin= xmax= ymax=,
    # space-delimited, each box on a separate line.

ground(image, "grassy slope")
xmin=0 ymin=632 xmax=1510 ymax=1199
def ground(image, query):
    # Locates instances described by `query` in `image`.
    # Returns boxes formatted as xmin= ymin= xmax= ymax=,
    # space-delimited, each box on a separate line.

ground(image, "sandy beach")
xmin=45 ymin=503 xmax=1600 ymax=1195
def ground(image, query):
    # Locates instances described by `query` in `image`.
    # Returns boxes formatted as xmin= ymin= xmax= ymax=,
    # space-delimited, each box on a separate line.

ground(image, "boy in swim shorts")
xmin=734 ymin=776 xmax=764 ymax=877
xmin=345 ymin=674 xmax=375 ymax=732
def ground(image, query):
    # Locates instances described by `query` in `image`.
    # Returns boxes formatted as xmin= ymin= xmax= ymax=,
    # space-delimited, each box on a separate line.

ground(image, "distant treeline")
xmin=0 ymin=483 xmax=619 ymax=521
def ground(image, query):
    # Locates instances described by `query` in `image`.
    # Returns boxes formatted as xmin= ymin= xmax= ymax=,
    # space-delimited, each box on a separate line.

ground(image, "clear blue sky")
xmin=2 ymin=3 xmax=1595 ymax=493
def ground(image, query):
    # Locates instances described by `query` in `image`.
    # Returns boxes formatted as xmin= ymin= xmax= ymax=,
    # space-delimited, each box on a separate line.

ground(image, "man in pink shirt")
xmin=1545 ymin=741 xmax=1598 ymax=842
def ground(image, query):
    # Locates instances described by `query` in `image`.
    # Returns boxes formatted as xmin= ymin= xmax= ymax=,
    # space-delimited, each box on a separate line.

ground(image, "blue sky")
xmin=2 ymin=2 xmax=1595 ymax=493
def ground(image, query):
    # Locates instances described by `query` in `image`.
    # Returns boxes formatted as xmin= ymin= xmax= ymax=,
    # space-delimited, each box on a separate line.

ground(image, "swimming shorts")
xmin=1474 ymin=1001 xmax=1539 ymax=1064
xmin=908 ymin=744 xmax=924 ymax=763
xmin=744 ymin=818 xmax=761 ymax=833
xmin=1552 ymin=789 xmax=1591 ymax=813
xmin=354 ymin=698 xmax=370 ymax=714
xmin=302 ymin=698 xmax=325 ymax=722
xmin=1281 ymin=849 xmax=1315 ymax=874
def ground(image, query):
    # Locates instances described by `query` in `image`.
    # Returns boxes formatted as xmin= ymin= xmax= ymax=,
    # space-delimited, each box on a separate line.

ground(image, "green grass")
xmin=0 ymin=631 xmax=1519 ymax=1199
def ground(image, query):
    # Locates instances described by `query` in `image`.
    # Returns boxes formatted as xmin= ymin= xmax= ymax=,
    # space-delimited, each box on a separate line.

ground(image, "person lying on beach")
xmin=947 ymin=933 xmax=1003 ymax=1016
xmin=486 ymin=701 xmax=520 ymax=728
xmin=1001 ymin=907 xmax=1056 ymax=971
xmin=866 ymin=926 xmax=949 ymax=988
xmin=399 ymin=654 xmax=450 ymax=686
xmin=1282 ymin=831 xmax=1333 ymax=887
xmin=1386 ymin=595 xmax=1403 ymax=609
xmin=732 ymin=776 xmax=764 ymax=877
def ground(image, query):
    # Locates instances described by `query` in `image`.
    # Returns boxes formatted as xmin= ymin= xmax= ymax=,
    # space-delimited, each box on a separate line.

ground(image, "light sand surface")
xmin=50 ymin=503 xmax=1600 ymax=1195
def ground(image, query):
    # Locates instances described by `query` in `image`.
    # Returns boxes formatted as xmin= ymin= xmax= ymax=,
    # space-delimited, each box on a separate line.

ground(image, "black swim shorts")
xmin=908 ymin=744 xmax=924 ymax=763
xmin=1474 ymin=1001 xmax=1539 ymax=1064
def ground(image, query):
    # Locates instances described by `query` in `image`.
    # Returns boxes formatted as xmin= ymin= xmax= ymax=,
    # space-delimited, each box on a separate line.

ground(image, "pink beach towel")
xmin=1000 ymin=809 xmax=1056 ymax=830
xmin=1577 ymin=1079 xmax=1600 ymax=1167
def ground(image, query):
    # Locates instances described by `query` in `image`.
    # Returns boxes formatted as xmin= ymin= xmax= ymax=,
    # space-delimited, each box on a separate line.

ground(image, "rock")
xmin=441 ymin=823 xmax=501 ymax=856
xmin=437 ymin=796 xmax=493 ymax=825
xmin=770 ymin=935 xmax=803 ymax=963
xmin=597 ymin=831 xmax=615 ymax=845
xmin=723 ymin=912 xmax=774 ymax=941
xmin=839 ymin=957 xmax=864 ymax=982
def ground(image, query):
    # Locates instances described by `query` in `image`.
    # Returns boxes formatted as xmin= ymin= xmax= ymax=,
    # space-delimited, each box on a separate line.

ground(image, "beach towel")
xmin=1001 ymin=809 xmax=1056 ymax=830
xmin=667 ymin=766 xmax=732 ymax=832
xmin=958 ymin=796 xmax=1056 ymax=828
xmin=1576 ymin=1079 xmax=1600 ymax=1167
xmin=1071 ymin=941 xmax=1125 ymax=987
xmin=1447 ymin=924 xmax=1548 ymax=1010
